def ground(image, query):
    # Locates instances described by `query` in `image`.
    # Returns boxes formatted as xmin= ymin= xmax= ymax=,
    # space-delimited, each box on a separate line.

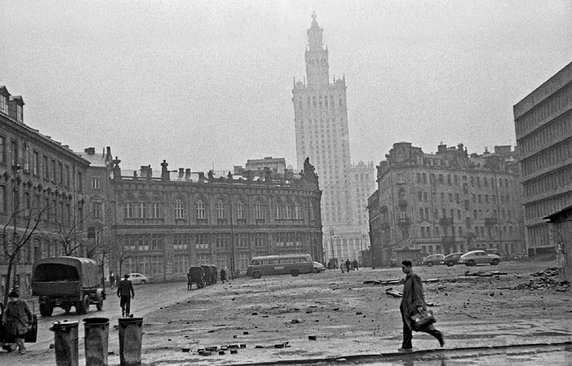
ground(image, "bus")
xmin=246 ymin=254 xmax=314 ymax=279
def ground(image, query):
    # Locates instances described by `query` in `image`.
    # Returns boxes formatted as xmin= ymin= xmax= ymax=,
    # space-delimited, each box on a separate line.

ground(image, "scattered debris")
xmin=385 ymin=288 xmax=403 ymax=298
xmin=364 ymin=279 xmax=401 ymax=286
xmin=308 ymin=335 xmax=317 ymax=341
xmin=531 ymin=268 xmax=559 ymax=277
xmin=465 ymin=270 xmax=507 ymax=277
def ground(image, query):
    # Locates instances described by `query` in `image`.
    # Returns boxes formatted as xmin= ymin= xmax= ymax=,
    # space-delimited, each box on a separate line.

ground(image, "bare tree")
xmin=52 ymin=215 xmax=88 ymax=256
xmin=112 ymin=240 xmax=132 ymax=278
xmin=2 ymin=205 xmax=46 ymax=307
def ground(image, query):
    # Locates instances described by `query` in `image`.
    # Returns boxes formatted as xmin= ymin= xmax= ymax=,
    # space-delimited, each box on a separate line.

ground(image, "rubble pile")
xmin=513 ymin=268 xmax=569 ymax=291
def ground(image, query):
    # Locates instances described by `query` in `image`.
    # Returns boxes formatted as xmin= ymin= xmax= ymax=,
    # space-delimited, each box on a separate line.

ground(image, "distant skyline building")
xmin=513 ymin=61 xmax=572 ymax=255
xmin=292 ymin=14 xmax=374 ymax=264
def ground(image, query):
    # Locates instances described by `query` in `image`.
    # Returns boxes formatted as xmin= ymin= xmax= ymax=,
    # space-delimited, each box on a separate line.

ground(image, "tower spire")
xmin=305 ymin=12 xmax=329 ymax=87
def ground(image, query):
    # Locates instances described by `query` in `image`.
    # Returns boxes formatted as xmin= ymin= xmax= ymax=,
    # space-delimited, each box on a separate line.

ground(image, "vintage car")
xmin=459 ymin=250 xmax=501 ymax=266
xmin=443 ymin=252 xmax=464 ymax=266
xmin=421 ymin=254 xmax=445 ymax=266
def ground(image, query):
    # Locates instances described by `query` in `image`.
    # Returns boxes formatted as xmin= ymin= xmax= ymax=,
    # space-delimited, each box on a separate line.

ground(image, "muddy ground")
xmin=6 ymin=259 xmax=571 ymax=365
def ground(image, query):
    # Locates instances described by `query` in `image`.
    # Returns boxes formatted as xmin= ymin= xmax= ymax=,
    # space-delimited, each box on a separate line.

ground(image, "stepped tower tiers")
xmin=292 ymin=13 xmax=353 ymax=237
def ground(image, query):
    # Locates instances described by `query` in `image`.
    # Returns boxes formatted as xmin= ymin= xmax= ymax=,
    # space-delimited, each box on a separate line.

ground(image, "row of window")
xmin=524 ymin=192 xmax=572 ymax=220
xmin=515 ymin=83 xmax=571 ymax=137
xmin=419 ymin=224 xmax=516 ymax=239
xmin=521 ymin=138 xmax=572 ymax=177
xmin=417 ymin=206 xmax=513 ymax=222
xmin=124 ymin=199 xmax=304 ymax=221
xmin=0 ymin=135 xmax=82 ymax=192
xmin=296 ymin=94 xmax=344 ymax=110
xmin=415 ymin=171 xmax=512 ymax=189
xmin=518 ymin=113 xmax=571 ymax=157
xmin=523 ymin=165 xmax=572 ymax=198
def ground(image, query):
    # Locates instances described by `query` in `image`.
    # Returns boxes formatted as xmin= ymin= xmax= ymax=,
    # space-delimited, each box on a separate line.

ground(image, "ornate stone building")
xmin=104 ymin=158 xmax=323 ymax=281
xmin=368 ymin=142 xmax=525 ymax=266
xmin=292 ymin=14 xmax=374 ymax=264
xmin=0 ymin=85 xmax=89 ymax=295
xmin=513 ymin=61 xmax=572 ymax=255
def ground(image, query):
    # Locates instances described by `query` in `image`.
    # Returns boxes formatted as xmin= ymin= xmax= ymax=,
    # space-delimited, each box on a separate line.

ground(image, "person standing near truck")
xmin=117 ymin=274 xmax=134 ymax=317
xmin=2 ymin=291 xmax=33 ymax=354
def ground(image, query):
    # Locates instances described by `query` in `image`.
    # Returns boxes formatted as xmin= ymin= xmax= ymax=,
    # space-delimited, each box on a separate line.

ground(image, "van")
xmin=246 ymin=254 xmax=313 ymax=278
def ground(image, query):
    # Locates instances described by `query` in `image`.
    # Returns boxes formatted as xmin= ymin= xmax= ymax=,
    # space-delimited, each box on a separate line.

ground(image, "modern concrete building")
xmin=368 ymin=142 xmax=525 ymax=266
xmin=513 ymin=61 xmax=572 ymax=255
xmin=0 ymin=85 xmax=90 ymax=295
xmin=292 ymin=14 xmax=374 ymax=264
xmin=104 ymin=158 xmax=323 ymax=281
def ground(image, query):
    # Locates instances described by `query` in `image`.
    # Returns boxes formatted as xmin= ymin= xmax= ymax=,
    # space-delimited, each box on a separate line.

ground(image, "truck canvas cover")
xmin=32 ymin=256 xmax=100 ymax=291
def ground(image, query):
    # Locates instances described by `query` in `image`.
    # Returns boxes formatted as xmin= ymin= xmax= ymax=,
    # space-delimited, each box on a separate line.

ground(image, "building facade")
xmin=369 ymin=142 xmax=525 ymax=266
xmin=513 ymin=62 xmax=572 ymax=255
xmin=105 ymin=158 xmax=323 ymax=281
xmin=292 ymin=14 xmax=374 ymax=264
xmin=0 ymin=85 xmax=90 ymax=296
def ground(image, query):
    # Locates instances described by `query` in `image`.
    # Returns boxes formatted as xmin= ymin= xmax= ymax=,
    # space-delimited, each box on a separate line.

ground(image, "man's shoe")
xmin=19 ymin=349 xmax=26 ymax=355
xmin=398 ymin=347 xmax=413 ymax=353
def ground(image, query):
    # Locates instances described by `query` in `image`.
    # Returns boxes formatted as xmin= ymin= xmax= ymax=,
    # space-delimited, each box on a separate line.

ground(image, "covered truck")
xmin=32 ymin=256 xmax=105 ymax=316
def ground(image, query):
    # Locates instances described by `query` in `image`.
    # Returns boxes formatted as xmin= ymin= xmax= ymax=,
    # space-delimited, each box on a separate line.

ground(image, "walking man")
xmin=117 ymin=274 xmax=135 ymax=317
xmin=1 ymin=291 xmax=33 ymax=354
xmin=398 ymin=259 xmax=444 ymax=352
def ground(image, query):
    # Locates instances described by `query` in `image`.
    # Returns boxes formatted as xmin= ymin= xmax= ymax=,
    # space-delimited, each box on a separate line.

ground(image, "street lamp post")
xmin=229 ymin=201 xmax=236 ymax=280
xmin=11 ymin=163 xmax=22 ymax=290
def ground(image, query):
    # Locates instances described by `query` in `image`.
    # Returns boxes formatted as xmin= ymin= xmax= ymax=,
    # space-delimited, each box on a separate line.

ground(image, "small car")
xmin=459 ymin=250 xmax=501 ymax=266
xmin=443 ymin=252 xmax=464 ymax=267
xmin=313 ymin=261 xmax=326 ymax=273
xmin=422 ymin=254 xmax=445 ymax=267
xmin=127 ymin=273 xmax=150 ymax=285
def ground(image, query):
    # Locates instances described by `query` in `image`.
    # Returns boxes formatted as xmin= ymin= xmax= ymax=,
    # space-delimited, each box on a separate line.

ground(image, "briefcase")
xmin=410 ymin=309 xmax=436 ymax=331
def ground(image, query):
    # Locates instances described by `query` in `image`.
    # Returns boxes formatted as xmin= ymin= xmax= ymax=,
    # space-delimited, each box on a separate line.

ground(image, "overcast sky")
xmin=1 ymin=1 xmax=570 ymax=173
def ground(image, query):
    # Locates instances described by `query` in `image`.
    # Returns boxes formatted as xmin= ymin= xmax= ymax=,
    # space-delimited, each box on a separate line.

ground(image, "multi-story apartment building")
xmin=104 ymin=158 xmax=323 ymax=280
xmin=368 ymin=142 xmax=525 ymax=266
xmin=0 ymin=85 xmax=90 ymax=295
xmin=513 ymin=62 xmax=572 ymax=255
xmin=292 ymin=14 xmax=374 ymax=264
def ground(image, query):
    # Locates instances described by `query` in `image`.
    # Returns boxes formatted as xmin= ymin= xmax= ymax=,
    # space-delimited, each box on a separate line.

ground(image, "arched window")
xmin=174 ymin=199 xmax=184 ymax=219
xmin=235 ymin=201 xmax=244 ymax=220
xmin=196 ymin=200 xmax=205 ymax=219
xmin=216 ymin=200 xmax=225 ymax=219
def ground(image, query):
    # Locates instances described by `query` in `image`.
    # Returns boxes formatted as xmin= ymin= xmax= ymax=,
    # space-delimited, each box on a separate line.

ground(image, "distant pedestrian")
xmin=1 ymin=291 xmax=33 ymax=354
xmin=220 ymin=268 xmax=227 ymax=283
xmin=117 ymin=274 xmax=135 ymax=317
xmin=109 ymin=272 xmax=116 ymax=288
xmin=398 ymin=259 xmax=444 ymax=352
xmin=345 ymin=259 xmax=351 ymax=273
xmin=352 ymin=259 xmax=359 ymax=271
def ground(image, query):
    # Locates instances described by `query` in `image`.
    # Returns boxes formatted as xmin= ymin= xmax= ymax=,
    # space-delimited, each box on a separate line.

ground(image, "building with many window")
xmin=513 ymin=61 xmax=572 ymax=255
xmin=368 ymin=142 xmax=525 ymax=266
xmin=105 ymin=157 xmax=323 ymax=280
xmin=292 ymin=14 xmax=374 ymax=264
xmin=0 ymin=85 xmax=90 ymax=295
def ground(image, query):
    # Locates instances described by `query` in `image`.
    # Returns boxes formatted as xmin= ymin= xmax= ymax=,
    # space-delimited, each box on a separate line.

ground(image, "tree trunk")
xmin=3 ymin=257 xmax=15 ymax=308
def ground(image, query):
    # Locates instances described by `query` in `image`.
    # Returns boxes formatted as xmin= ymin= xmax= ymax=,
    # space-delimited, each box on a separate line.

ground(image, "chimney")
xmin=84 ymin=147 xmax=96 ymax=155
xmin=178 ymin=168 xmax=184 ymax=179
xmin=185 ymin=168 xmax=191 ymax=181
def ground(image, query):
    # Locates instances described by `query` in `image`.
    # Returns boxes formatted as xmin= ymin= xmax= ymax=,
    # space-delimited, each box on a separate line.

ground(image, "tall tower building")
xmin=293 ymin=14 xmax=373 ymax=264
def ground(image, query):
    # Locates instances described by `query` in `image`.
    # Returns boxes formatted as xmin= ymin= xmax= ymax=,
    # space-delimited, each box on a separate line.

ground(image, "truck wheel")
xmin=252 ymin=271 xmax=262 ymax=279
xmin=290 ymin=269 xmax=300 ymax=277
xmin=63 ymin=304 xmax=72 ymax=313
xmin=77 ymin=295 xmax=90 ymax=315
xmin=492 ymin=259 xmax=500 ymax=265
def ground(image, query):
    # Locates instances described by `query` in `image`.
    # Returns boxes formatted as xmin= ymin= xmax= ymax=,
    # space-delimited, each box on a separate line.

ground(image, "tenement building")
xmin=104 ymin=158 xmax=323 ymax=281
xmin=0 ymin=85 xmax=89 ymax=295
xmin=368 ymin=142 xmax=525 ymax=266
xmin=292 ymin=13 xmax=375 ymax=264
xmin=513 ymin=61 xmax=572 ymax=255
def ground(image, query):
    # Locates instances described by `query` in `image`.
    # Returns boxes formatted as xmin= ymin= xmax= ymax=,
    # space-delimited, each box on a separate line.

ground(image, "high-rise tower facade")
xmin=293 ymin=14 xmax=374 ymax=264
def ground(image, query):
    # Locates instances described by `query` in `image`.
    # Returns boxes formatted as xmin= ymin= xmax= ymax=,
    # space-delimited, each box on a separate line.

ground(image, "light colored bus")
xmin=246 ymin=254 xmax=313 ymax=278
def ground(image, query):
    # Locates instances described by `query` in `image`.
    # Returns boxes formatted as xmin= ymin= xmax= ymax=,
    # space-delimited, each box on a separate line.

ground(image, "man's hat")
xmin=124 ymin=274 xmax=129 ymax=278
xmin=8 ymin=291 xmax=19 ymax=298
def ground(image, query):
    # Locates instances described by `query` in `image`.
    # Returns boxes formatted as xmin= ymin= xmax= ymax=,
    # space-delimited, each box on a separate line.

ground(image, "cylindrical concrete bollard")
xmin=83 ymin=317 xmax=109 ymax=366
xmin=50 ymin=320 xmax=79 ymax=366
xmin=118 ymin=317 xmax=143 ymax=366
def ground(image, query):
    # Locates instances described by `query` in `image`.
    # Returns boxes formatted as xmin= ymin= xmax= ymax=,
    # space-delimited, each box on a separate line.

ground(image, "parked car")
xmin=313 ymin=261 xmax=326 ymax=273
xmin=127 ymin=273 xmax=150 ymax=285
xmin=443 ymin=252 xmax=464 ymax=267
xmin=422 ymin=254 xmax=445 ymax=266
xmin=458 ymin=250 xmax=501 ymax=266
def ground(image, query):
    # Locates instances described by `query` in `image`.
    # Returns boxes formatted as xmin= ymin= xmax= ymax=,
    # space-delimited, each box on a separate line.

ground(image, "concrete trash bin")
xmin=50 ymin=320 xmax=79 ymax=366
xmin=118 ymin=317 xmax=143 ymax=365
xmin=83 ymin=317 xmax=109 ymax=366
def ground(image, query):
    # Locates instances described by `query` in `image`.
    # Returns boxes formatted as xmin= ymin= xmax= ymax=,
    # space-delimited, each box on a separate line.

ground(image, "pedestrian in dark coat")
xmin=1 ymin=291 xmax=32 ymax=354
xmin=220 ymin=268 xmax=227 ymax=283
xmin=345 ymin=259 xmax=351 ymax=273
xmin=398 ymin=259 xmax=444 ymax=352
xmin=117 ymin=274 xmax=135 ymax=317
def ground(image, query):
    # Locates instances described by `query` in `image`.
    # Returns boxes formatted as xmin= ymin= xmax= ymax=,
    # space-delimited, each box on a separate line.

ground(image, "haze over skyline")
xmin=1 ymin=1 xmax=570 ymax=173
